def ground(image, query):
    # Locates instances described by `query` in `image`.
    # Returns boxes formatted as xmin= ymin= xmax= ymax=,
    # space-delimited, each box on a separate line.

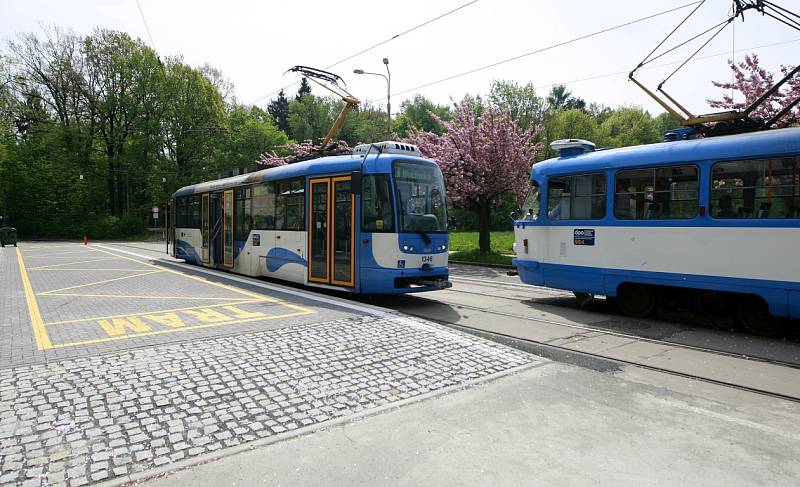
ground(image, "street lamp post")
xmin=354 ymin=57 xmax=391 ymax=139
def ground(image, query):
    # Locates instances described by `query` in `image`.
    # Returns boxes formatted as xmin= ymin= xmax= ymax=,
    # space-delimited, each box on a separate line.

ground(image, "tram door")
xmin=201 ymin=193 xmax=210 ymax=264
xmin=308 ymin=176 xmax=355 ymax=287
xmin=211 ymin=193 xmax=223 ymax=266
xmin=222 ymin=189 xmax=234 ymax=267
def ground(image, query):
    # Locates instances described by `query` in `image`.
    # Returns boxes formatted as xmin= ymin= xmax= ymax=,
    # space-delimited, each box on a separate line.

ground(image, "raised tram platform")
xmin=1 ymin=242 xmax=799 ymax=486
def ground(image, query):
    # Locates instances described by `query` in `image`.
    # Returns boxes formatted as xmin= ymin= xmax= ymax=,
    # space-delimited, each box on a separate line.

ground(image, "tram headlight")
xmin=402 ymin=245 xmax=414 ymax=252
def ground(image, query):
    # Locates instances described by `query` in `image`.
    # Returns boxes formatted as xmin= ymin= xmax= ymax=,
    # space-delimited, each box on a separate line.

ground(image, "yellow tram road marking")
xmin=48 ymin=308 xmax=316 ymax=349
xmin=90 ymin=246 xmax=280 ymax=303
xmin=37 ymin=270 xmax=165 ymax=295
xmin=15 ymin=248 xmax=53 ymax=350
xmin=36 ymin=292 xmax=254 ymax=301
xmin=28 ymin=257 xmax=123 ymax=270
xmin=22 ymin=250 xmax=98 ymax=258
xmin=43 ymin=299 xmax=269 ymax=326
xmin=22 ymin=244 xmax=86 ymax=249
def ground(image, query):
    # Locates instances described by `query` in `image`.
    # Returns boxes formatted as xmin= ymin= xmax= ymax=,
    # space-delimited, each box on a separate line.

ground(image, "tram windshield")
xmin=393 ymin=161 xmax=448 ymax=233
xmin=520 ymin=182 xmax=541 ymax=220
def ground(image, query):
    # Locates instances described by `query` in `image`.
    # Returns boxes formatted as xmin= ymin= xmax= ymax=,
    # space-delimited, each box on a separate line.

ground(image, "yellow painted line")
xmin=23 ymin=251 xmax=98 ymax=258
xmin=90 ymin=246 xmax=280 ymax=303
xmin=38 ymin=293 xmax=255 ymax=301
xmin=21 ymin=245 xmax=85 ymax=249
xmin=43 ymin=299 xmax=270 ymax=325
xmin=15 ymin=247 xmax=53 ymax=350
xmin=47 ymin=309 xmax=316 ymax=349
xmin=38 ymin=270 xmax=164 ymax=295
xmin=29 ymin=268 xmax=158 ymax=272
xmin=28 ymin=257 xmax=123 ymax=270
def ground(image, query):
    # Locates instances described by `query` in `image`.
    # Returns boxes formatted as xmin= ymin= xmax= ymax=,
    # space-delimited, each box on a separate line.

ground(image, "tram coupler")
xmin=421 ymin=279 xmax=452 ymax=290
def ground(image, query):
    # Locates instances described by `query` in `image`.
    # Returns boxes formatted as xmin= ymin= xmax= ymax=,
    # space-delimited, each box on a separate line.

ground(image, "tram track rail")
xmin=434 ymin=318 xmax=800 ymax=404
xmin=396 ymin=292 xmax=800 ymax=371
xmin=448 ymin=274 xmax=800 ymax=361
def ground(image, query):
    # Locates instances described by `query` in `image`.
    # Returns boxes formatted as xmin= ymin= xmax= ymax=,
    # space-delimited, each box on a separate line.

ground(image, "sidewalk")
xmin=145 ymin=361 xmax=800 ymax=487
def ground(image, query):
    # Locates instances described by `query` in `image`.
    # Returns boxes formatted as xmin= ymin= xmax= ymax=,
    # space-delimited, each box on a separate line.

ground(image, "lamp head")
xmin=353 ymin=69 xmax=365 ymax=74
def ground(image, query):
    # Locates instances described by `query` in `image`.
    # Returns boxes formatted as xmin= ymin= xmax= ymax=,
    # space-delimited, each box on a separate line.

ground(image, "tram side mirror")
xmin=350 ymin=172 xmax=362 ymax=195
xmin=508 ymin=208 xmax=521 ymax=223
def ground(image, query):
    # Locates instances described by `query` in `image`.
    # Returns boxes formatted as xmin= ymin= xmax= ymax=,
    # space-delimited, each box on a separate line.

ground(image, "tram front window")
xmin=393 ymin=161 xmax=448 ymax=233
xmin=521 ymin=183 xmax=540 ymax=220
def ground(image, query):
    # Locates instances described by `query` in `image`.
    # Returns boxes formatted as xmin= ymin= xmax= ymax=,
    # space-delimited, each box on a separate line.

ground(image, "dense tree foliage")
xmin=0 ymin=27 xmax=287 ymax=237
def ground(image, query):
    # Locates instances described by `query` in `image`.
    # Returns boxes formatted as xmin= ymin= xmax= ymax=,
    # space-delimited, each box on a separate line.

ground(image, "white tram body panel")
xmin=514 ymin=225 xmax=800 ymax=284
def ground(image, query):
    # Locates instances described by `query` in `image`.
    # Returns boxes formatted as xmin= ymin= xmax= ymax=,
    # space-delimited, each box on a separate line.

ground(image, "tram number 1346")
xmin=421 ymin=255 xmax=434 ymax=263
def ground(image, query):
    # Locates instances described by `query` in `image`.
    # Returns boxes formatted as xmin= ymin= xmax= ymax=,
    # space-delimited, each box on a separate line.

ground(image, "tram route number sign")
xmin=573 ymin=228 xmax=595 ymax=246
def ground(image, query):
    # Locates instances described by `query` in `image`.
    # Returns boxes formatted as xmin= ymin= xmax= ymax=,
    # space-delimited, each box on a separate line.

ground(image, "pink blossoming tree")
xmin=406 ymin=100 xmax=544 ymax=253
xmin=708 ymin=54 xmax=800 ymax=127
xmin=257 ymin=140 xmax=351 ymax=167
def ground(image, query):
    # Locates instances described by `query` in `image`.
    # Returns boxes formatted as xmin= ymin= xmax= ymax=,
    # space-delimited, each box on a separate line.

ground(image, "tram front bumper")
xmin=362 ymin=267 xmax=451 ymax=294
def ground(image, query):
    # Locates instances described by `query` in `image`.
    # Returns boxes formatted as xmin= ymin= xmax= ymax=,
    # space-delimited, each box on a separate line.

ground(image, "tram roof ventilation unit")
xmin=353 ymin=141 xmax=422 ymax=157
xmin=550 ymin=139 xmax=596 ymax=158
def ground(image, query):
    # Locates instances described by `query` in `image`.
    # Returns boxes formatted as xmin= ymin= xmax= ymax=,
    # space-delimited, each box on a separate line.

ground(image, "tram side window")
xmin=176 ymin=197 xmax=187 ymax=227
xmin=547 ymin=173 xmax=605 ymax=220
xmin=711 ymin=157 xmax=800 ymax=218
xmin=176 ymin=196 xmax=200 ymax=228
xmin=234 ymin=187 xmax=252 ymax=240
xmin=276 ymin=178 xmax=305 ymax=231
xmin=252 ymin=182 xmax=276 ymax=230
xmin=361 ymin=174 xmax=394 ymax=232
xmin=188 ymin=196 xmax=200 ymax=228
xmin=615 ymin=165 xmax=698 ymax=219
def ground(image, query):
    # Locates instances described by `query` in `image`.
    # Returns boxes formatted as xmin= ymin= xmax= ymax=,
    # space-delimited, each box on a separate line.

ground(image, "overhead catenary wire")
xmin=247 ymin=0 xmax=481 ymax=106
xmin=530 ymin=37 xmax=800 ymax=94
xmin=134 ymin=0 xmax=157 ymax=50
xmin=384 ymin=0 xmax=704 ymax=99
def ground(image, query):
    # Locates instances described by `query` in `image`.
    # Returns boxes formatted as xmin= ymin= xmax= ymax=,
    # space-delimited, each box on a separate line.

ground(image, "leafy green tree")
xmin=488 ymin=80 xmax=545 ymax=132
xmin=267 ymin=89 xmax=290 ymax=133
xmin=225 ymin=104 xmax=288 ymax=167
xmin=654 ymin=111 xmax=681 ymax=136
xmin=287 ymin=94 xmax=334 ymax=143
xmin=598 ymin=107 xmax=660 ymax=147
xmin=547 ymin=84 xmax=586 ymax=111
xmin=296 ymin=77 xmax=311 ymax=101
xmin=392 ymin=95 xmax=451 ymax=137
xmin=161 ymin=57 xmax=227 ymax=185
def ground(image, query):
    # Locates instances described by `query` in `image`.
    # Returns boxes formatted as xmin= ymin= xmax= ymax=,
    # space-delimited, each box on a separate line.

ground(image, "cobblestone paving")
xmin=0 ymin=315 xmax=535 ymax=486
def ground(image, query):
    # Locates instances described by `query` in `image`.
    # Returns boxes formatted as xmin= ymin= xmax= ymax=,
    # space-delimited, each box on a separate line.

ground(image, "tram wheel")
xmin=738 ymin=295 xmax=785 ymax=337
xmin=616 ymin=284 xmax=656 ymax=318
xmin=696 ymin=290 xmax=736 ymax=329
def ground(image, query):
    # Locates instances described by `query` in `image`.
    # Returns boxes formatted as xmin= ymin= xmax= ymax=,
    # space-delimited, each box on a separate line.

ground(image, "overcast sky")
xmin=2 ymin=0 xmax=798 ymax=119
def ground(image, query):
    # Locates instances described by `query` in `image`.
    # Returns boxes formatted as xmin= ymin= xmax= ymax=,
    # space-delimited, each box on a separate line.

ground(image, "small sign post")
xmin=152 ymin=206 xmax=159 ymax=227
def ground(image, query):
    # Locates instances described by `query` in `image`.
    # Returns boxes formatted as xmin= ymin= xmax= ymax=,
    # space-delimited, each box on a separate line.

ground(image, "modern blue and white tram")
xmin=512 ymin=128 xmax=800 ymax=335
xmin=169 ymin=142 xmax=451 ymax=294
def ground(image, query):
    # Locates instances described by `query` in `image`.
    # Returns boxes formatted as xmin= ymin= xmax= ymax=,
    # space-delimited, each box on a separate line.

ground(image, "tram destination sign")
xmin=573 ymin=228 xmax=595 ymax=246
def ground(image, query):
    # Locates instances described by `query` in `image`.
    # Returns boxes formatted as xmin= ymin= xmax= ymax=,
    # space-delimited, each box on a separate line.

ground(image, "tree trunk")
xmin=478 ymin=199 xmax=491 ymax=253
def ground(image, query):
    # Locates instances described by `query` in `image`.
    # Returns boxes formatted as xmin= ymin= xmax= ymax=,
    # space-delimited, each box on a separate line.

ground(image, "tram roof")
xmin=172 ymin=153 xmax=434 ymax=198
xmin=531 ymin=127 xmax=800 ymax=180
